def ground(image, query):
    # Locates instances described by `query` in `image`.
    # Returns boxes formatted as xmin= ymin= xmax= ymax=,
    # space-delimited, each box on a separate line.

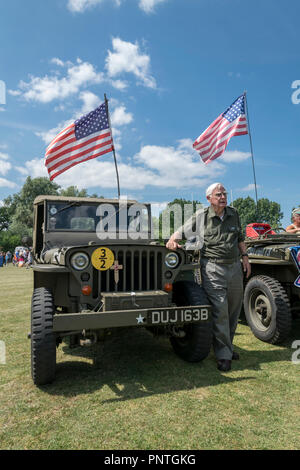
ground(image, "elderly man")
xmin=286 ymin=208 xmax=300 ymax=234
xmin=166 ymin=182 xmax=251 ymax=372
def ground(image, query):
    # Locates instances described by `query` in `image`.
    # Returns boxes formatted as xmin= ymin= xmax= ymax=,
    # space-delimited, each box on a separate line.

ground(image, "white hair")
xmin=205 ymin=182 xmax=225 ymax=198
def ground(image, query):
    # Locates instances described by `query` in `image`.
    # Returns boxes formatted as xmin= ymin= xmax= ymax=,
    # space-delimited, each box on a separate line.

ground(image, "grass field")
xmin=0 ymin=264 xmax=299 ymax=450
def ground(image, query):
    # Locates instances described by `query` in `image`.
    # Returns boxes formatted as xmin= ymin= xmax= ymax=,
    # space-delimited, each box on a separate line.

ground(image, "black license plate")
xmin=147 ymin=307 xmax=209 ymax=325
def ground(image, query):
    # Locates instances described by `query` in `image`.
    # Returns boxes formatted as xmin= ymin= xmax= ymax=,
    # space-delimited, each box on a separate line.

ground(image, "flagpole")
xmin=244 ymin=90 xmax=258 ymax=206
xmin=104 ymin=93 xmax=120 ymax=199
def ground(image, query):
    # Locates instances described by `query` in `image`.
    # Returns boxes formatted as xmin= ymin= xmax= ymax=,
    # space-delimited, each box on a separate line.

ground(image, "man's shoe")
xmin=217 ymin=359 xmax=232 ymax=372
xmin=232 ymin=351 xmax=240 ymax=360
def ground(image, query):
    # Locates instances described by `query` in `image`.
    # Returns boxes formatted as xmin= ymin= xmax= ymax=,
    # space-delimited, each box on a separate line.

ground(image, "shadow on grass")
xmin=40 ymin=318 xmax=300 ymax=400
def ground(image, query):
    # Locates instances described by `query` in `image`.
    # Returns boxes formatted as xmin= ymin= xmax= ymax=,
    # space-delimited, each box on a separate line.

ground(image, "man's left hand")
xmin=242 ymin=257 xmax=251 ymax=278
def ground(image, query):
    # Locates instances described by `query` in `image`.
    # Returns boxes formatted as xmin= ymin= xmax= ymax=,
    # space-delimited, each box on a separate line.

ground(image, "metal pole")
xmin=244 ymin=91 xmax=258 ymax=206
xmin=104 ymin=93 xmax=120 ymax=199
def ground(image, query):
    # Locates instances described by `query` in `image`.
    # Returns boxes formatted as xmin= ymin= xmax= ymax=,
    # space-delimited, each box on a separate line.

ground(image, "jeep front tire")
xmin=31 ymin=288 xmax=56 ymax=385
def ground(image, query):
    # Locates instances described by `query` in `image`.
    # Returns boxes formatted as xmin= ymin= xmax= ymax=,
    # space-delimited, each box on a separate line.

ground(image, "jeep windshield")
xmin=46 ymin=201 xmax=150 ymax=234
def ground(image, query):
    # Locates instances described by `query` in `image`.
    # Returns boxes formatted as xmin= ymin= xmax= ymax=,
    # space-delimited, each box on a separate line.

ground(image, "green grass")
xmin=0 ymin=264 xmax=300 ymax=450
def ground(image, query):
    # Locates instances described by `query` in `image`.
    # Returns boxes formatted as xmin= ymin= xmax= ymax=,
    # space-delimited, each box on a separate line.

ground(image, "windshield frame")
xmin=45 ymin=201 xmax=152 ymax=237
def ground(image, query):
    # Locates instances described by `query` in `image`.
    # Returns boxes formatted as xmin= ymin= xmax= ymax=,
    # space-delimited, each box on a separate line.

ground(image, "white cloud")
xmin=15 ymin=166 xmax=29 ymax=176
xmin=15 ymin=158 xmax=48 ymax=179
xmin=0 ymin=153 xmax=11 ymax=176
xmin=68 ymin=0 xmax=104 ymax=12
xmin=0 ymin=177 xmax=17 ymax=188
xmin=138 ymin=0 xmax=168 ymax=13
xmin=79 ymin=91 xmax=101 ymax=115
xmin=110 ymin=79 xmax=128 ymax=90
xmin=44 ymin=159 xmax=156 ymax=190
xmin=240 ymin=183 xmax=261 ymax=191
xmin=67 ymin=0 xmax=121 ymax=12
xmin=18 ymin=59 xmax=104 ymax=103
xmin=22 ymin=137 xmax=225 ymax=192
xmin=105 ymin=37 xmax=156 ymax=89
xmin=51 ymin=58 xmax=65 ymax=67
xmin=110 ymin=105 xmax=133 ymax=126
xmin=133 ymin=138 xmax=224 ymax=188
xmin=8 ymin=89 xmax=22 ymax=97
xmin=221 ymin=150 xmax=251 ymax=163
xmin=67 ymin=0 xmax=166 ymax=13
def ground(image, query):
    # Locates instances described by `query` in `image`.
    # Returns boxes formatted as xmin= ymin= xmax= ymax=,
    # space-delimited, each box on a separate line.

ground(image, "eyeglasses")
xmin=214 ymin=192 xmax=228 ymax=198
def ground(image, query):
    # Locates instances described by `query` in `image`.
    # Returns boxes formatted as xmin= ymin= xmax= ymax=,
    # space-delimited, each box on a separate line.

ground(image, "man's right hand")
xmin=166 ymin=238 xmax=181 ymax=250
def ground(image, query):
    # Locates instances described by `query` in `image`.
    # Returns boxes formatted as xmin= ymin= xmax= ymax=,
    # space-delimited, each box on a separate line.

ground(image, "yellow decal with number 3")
xmin=91 ymin=247 xmax=115 ymax=271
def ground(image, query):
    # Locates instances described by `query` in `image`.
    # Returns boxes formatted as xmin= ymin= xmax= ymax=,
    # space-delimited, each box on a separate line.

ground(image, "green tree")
xmin=1 ymin=178 xmax=105 ymax=248
xmin=0 ymin=231 xmax=21 ymax=252
xmin=7 ymin=177 xmax=60 ymax=235
xmin=59 ymin=186 xmax=103 ymax=198
xmin=59 ymin=186 xmax=88 ymax=197
xmin=0 ymin=205 xmax=13 ymax=231
xmin=232 ymin=196 xmax=283 ymax=232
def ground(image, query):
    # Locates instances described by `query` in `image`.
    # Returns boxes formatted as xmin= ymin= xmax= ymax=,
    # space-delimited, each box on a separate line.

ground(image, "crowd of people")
xmin=0 ymin=247 xmax=33 ymax=268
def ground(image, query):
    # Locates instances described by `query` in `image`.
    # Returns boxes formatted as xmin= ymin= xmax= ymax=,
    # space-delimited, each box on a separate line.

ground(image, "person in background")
xmin=286 ymin=208 xmax=300 ymax=234
xmin=5 ymin=251 xmax=12 ymax=266
xmin=26 ymin=250 xmax=33 ymax=269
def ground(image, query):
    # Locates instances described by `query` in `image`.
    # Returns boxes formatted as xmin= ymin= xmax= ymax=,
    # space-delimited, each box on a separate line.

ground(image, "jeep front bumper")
xmin=52 ymin=305 xmax=211 ymax=332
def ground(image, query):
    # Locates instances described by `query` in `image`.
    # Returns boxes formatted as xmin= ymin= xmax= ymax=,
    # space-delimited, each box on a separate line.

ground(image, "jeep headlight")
xmin=70 ymin=252 xmax=90 ymax=271
xmin=165 ymin=252 xmax=180 ymax=269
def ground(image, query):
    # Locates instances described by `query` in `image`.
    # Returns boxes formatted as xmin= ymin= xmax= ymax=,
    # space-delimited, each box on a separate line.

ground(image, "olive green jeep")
xmin=29 ymin=196 xmax=212 ymax=385
xmin=243 ymin=224 xmax=300 ymax=344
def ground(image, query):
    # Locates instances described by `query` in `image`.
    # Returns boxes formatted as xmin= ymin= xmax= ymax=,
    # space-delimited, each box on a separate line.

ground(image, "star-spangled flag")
xmin=45 ymin=102 xmax=114 ymax=180
xmin=193 ymin=94 xmax=248 ymax=164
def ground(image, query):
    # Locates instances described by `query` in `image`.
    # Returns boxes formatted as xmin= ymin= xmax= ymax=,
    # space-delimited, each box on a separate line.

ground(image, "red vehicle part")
xmin=246 ymin=223 xmax=276 ymax=239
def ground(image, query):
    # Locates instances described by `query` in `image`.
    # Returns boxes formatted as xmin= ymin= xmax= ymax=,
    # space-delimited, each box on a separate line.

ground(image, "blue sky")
xmin=0 ymin=0 xmax=299 ymax=226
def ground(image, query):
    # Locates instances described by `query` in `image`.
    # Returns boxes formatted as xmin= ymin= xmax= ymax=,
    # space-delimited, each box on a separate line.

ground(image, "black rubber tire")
xmin=170 ymin=281 xmax=213 ymax=362
xmin=31 ymin=288 xmax=56 ymax=385
xmin=244 ymin=275 xmax=292 ymax=344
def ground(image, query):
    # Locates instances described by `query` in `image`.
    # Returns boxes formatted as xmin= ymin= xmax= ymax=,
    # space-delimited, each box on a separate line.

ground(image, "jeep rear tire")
xmin=170 ymin=281 xmax=212 ymax=362
xmin=244 ymin=275 xmax=292 ymax=344
xmin=31 ymin=288 xmax=56 ymax=385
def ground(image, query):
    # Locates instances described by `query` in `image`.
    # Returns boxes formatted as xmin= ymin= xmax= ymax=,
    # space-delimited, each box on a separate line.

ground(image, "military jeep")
xmin=243 ymin=224 xmax=300 ymax=344
xmin=30 ymin=196 xmax=212 ymax=385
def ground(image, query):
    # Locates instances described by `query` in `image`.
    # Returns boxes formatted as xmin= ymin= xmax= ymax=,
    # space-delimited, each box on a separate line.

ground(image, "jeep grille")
xmin=92 ymin=248 xmax=163 ymax=294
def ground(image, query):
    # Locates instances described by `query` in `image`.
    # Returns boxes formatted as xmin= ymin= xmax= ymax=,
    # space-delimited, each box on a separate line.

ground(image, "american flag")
xmin=193 ymin=94 xmax=248 ymax=164
xmin=45 ymin=102 xmax=114 ymax=180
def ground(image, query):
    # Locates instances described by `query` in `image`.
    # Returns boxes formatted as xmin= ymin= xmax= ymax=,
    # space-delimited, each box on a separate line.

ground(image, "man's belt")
xmin=201 ymin=257 xmax=239 ymax=264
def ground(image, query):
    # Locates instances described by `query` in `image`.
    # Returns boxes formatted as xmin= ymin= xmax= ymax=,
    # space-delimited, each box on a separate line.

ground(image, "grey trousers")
xmin=201 ymin=259 xmax=244 ymax=360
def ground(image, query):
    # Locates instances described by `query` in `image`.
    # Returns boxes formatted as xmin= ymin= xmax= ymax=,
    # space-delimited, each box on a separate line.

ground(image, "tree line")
xmin=0 ymin=176 xmax=284 ymax=251
xmin=0 ymin=177 xmax=103 ymax=251
xmin=157 ymin=196 xmax=283 ymax=241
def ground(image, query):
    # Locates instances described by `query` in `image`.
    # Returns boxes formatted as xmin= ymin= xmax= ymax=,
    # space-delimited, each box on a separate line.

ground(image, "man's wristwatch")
xmin=241 ymin=253 xmax=248 ymax=257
